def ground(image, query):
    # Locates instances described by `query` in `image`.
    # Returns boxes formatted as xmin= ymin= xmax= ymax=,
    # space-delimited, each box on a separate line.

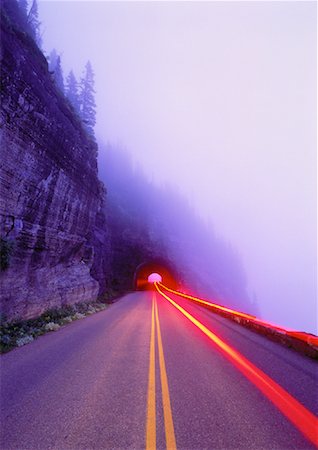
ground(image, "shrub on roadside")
xmin=45 ymin=322 xmax=60 ymax=332
xmin=16 ymin=335 xmax=34 ymax=347
xmin=0 ymin=298 xmax=110 ymax=353
xmin=72 ymin=312 xmax=85 ymax=320
xmin=1 ymin=334 xmax=11 ymax=345
xmin=61 ymin=316 xmax=73 ymax=324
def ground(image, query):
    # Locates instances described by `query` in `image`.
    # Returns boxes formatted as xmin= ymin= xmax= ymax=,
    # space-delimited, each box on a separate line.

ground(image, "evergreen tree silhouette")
xmin=66 ymin=70 xmax=80 ymax=114
xmin=17 ymin=0 xmax=29 ymax=17
xmin=80 ymin=61 xmax=96 ymax=136
xmin=48 ymin=50 xmax=64 ymax=94
xmin=28 ymin=0 xmax=42 ymax=47
xmin=48 ymin=49 xmax=58 ymax=71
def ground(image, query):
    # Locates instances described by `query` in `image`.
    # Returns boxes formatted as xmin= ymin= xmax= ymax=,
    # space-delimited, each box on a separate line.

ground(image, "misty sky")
xmin=38 ymin=1 xmax=317 ymax=334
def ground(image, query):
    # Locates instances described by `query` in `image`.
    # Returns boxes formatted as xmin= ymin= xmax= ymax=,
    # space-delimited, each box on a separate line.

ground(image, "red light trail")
xmin=155 ymin=282 xmax=318 ymax=448
xmin=158 ymin=282 xmax=318 ymax=346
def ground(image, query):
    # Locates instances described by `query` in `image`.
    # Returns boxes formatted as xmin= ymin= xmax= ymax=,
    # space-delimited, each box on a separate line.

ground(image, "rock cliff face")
xmin=0 ymin=1 xmax=110 ymax=321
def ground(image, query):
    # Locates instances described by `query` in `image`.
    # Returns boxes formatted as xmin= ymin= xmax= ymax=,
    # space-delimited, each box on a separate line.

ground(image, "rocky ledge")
xmin=0 ymin=1 xmax=110 ymax=321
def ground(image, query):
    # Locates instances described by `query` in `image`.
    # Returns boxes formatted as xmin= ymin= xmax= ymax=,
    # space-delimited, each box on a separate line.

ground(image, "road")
xmin=1 ymin=290 xmax=317 ymax=449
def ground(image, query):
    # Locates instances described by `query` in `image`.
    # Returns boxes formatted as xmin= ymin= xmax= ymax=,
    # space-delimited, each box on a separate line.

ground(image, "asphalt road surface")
xmin=1 ymin=290 xmax=317 ymax=450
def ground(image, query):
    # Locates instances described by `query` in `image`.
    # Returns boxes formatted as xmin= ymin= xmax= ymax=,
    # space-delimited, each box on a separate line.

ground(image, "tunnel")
xmin=134 ymin=259 xmax=179 ymax=291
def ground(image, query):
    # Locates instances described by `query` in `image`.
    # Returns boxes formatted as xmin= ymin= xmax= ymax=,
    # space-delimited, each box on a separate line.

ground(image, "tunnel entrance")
xmin=134 ymin=260 xmax=178 ymax=290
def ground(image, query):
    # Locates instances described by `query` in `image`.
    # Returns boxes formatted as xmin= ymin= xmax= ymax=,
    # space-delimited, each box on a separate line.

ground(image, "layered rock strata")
xmin=0 ymin=1 xmax=109 ymax=320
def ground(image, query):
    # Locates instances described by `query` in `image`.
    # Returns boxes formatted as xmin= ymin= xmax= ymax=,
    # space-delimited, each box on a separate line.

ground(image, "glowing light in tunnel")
xmin=148 ymin=273 xmax=162 ymax=283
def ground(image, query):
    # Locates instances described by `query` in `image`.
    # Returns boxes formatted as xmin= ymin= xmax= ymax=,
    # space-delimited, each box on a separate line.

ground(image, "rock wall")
xmin=0 ymin=1 xmax=109 ymax=321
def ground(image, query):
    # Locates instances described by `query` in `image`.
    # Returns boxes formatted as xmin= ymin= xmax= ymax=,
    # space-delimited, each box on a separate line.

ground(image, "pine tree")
xmin=48 ymin=50 xmax=64 ymax=93
xmin=16 ymin=0 xmax=30 ymax=31
xmin=17 ymin=0 xmax=29 ymax=17
xmin=54 ymin=56 xmax=64 ymax=93
xmin=80 ymin=61 xmax=96 ymax=136
xmin=66 ymin=70 xmax=80 ymax=114
xmin=48 ymin=49 xmax=58 ymax=72
xmin=28 ymin=0 xmax=42 ymax=47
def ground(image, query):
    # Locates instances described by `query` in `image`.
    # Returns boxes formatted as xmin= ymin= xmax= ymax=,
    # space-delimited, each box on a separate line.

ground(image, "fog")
xmin=39 ymin=1 xmax=316 ymax=334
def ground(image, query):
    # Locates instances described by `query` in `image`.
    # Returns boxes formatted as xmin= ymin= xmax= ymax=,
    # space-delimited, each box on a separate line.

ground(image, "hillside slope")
xmin=0 ymin=1 xmax=110 ymax=320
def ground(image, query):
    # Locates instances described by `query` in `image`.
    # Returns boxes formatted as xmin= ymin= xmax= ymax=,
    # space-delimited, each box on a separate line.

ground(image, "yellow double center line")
xmin=146 ymin=294 xmax=177 ymax=450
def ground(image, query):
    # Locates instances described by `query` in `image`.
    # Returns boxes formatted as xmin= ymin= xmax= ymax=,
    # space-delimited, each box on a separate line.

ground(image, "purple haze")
xmin=38 ymin=0 xmax=317 ymax=334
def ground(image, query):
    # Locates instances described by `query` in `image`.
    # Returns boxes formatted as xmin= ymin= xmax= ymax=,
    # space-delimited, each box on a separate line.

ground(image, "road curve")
xmin=1 ymin=291 xmax=317 ymax=449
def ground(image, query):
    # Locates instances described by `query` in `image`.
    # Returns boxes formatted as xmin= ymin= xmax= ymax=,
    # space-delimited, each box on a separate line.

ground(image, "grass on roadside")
xmin=0 ymin=300 xmax=110 ymax=354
